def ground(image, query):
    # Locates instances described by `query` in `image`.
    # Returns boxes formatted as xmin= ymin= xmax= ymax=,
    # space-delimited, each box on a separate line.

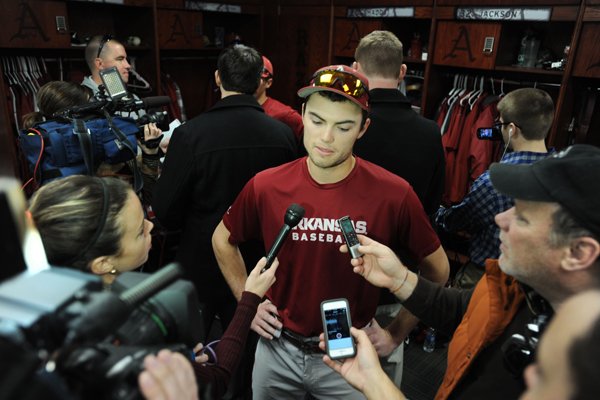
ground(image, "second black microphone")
xmin=261 ymin=203 xmax=305 ymax=273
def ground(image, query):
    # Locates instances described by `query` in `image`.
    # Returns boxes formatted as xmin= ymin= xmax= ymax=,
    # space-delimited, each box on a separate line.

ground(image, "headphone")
xmin=500 ymin=125 xmax=513 ymax=159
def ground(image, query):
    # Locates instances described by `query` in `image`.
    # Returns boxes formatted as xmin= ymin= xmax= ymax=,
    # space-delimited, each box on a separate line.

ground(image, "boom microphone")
xmin=118 ymin=96 xmax=172 ymax=113
xmin=141 ymin=96 xmax=171 ymax=109
xmin=261 ymin=203 xmax=305 ymax=273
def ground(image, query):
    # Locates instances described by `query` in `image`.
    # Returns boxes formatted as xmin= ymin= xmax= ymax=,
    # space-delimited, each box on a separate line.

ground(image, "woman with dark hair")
xmin=22 ymin=81 xmax=92 ymax=129
xmin=29 ymin=175 xmax=278 ymax=396
xmin=29 ymin=175 xmax=151 ymax=284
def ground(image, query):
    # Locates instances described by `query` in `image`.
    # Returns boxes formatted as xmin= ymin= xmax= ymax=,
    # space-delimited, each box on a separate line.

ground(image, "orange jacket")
xmin=435 ymin=259 xmax=524 ymax=400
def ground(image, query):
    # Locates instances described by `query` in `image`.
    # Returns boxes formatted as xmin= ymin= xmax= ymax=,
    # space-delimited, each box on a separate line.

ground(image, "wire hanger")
xmin=128 ymin=68 xmax=151 ymax=91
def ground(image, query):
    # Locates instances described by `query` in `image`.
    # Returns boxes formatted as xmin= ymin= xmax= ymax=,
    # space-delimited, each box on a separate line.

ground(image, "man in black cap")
xmin=332 ymin=144 xmax=600 ymax=400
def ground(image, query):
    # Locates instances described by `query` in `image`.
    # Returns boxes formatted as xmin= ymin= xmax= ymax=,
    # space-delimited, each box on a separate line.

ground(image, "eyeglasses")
xmin=493 ymin=120 xmax=522 ymax=131
xmin=310 ymin=68 xmax=369 ymax=109
xmin=96 ymin=34 xmax=113 ymax=59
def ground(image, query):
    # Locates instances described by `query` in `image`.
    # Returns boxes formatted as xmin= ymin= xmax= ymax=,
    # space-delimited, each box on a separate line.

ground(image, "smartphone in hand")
xmin=321 ymin=298 xmax=356 ymax=360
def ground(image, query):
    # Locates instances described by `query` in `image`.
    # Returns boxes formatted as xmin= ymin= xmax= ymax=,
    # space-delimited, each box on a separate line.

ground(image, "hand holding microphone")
xmin=261 ymin=203 xmax=305 ymax=273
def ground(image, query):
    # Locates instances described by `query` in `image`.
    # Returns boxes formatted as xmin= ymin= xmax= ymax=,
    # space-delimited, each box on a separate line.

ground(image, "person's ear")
xmin=90 ymin=256 xmax=115 ymax=276
xmin=357 ymin=117 xmax=371 ymax=140
xmin=352 ymin=61 xmax=359 ymax=70
xmin=399 ymin=64 xmax=407 ymax=81
xmin=508 ymin=122 xmax=519 ymax=138
xmin=561 ymin=237 xmax=600 ymax=272
xmin=94 ymin=57 xmax=103 ymax=71
xmin=214 ymin=70 xmax=221 ymax=87
xmin=301 ymin=102 xmax=305 ymax=117
xmin=265 ymin=78 xmax=273 ymax=90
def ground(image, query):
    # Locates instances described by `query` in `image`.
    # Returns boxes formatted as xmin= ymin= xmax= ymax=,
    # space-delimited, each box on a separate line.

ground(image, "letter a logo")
xmin=11 ymin=1 xmax=50 ymax=42
xmin=166 ymin=14 xmax=190 ymax=44
xmin=443 ymin=26 xmax=475 ymax=62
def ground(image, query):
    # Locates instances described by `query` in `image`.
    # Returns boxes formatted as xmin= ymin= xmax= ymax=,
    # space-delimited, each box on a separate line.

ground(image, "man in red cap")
xmin=255 ymin=56 xmax=304 ymax=144
xmin=213 ymin=64 xmax=449 ymax=398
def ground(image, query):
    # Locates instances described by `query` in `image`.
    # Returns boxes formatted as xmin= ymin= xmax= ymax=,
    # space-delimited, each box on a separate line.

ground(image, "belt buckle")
xmin=299 ymin=340 xmax=319 ymax=354
xmin=282 ymin=329 xmax=321 ymax=354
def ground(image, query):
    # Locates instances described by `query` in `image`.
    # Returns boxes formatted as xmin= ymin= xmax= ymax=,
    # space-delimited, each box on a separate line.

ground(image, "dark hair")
xmin=308 ymin=91 xmax=369 ymax=130
xmin=22 ymin=81 xmax=91 ymax=129
xmin=217 ymin=45 xmax=263 ymax=95
xmin=29 ymin=175 xmax=131 ymax=271
xmin=569 ymin=312 xmax=600 ymax=400
xmin=497 ymin=88 xmax=554 ymax=140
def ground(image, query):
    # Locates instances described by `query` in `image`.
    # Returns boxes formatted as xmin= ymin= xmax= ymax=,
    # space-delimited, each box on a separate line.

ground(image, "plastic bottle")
xmin=517 ymin=34 xmax=528 ymax=66
xmin=423 ymin=327 xmax=436 ymax=353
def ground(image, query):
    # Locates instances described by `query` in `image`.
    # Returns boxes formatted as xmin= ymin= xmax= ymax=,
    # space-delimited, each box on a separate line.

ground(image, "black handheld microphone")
xmin=261 ymin=203 xmax=305 ymax=273
xmin=141 ymin=96 xmax=171 ymax=109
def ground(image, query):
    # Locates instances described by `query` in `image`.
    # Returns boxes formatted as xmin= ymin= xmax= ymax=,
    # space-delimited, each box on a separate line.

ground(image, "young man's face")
xmin=302 ymin=93 xmax=369 ymax=178
xmin=495 ymin=200 xmax=563 ymax=289
xmin=98 ymin=41 xmax=131 ymax=83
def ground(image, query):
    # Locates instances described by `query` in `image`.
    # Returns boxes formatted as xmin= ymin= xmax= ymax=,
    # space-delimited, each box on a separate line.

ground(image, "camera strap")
xmin=72 ymin=118 xmax=95 ymax=176
xmin=102 ymin=109 xmax=143 ymax=193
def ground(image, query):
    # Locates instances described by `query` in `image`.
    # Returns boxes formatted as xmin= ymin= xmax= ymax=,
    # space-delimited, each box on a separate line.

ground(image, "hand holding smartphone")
xmin=338 ymin=216 xmax=362 ymax=259
xmin=321 ymin=298 xmax=356 ymax=360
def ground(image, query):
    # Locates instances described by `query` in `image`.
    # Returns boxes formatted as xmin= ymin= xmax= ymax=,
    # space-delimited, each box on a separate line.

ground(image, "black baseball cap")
xmin=490 ymin=144 xmax=600 ymax=237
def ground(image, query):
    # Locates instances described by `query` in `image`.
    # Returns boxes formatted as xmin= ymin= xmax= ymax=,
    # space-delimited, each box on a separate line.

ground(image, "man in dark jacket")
xmin=351 ymin=30 xmax=446 ymax=387
xmin=353 ymin=30 xmax=444 ymax=216
xmin=152 ymin=45 xmax=297 ymax=329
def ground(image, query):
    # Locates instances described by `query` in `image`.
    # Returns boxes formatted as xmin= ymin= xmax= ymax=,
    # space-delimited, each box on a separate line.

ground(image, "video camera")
xmin=0 ymin=264 xmax=204 ymax=400
xmin=55 ymin=66 xmax=171 ymax=134
xmin=19 ymin=67 xmax=172 ymax=188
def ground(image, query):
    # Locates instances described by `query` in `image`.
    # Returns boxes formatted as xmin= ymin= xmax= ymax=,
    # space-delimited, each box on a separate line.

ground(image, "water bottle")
xmin=423 ymin=327 xmax=436 ymax=353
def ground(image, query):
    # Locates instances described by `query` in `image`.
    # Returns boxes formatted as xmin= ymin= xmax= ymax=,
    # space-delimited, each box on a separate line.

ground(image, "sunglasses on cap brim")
xmin=310 ymin=69 xmax=368 ymax=107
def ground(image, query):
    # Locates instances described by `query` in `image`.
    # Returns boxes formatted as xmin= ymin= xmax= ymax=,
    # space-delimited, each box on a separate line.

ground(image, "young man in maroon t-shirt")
xmin=213 ymin=65 xmax=449 ymax=399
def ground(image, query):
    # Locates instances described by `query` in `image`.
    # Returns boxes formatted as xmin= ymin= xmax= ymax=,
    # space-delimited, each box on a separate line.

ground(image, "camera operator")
xmin=82 ymin=35 xmax=132 ymax=102
xmin=22 ymin=81 xmax=92 ymax=129
xmin=82 ymin=35 xmax=164 ymax=201
xmin=27 ymin=174 xmax=280 ymax=397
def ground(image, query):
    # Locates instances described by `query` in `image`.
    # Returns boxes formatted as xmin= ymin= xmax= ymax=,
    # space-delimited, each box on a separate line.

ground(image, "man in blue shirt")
xmin=435 ymin=88 xmax=554 ymax=288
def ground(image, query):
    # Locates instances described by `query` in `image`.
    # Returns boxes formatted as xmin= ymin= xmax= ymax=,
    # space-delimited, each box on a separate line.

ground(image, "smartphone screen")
xmin=476 ymin=127 xmax=502 ymax=141
xmin=100 ymin=67 xmax=128 ymax=100
xmin=321 ymin=298 xmax=355 ymax=359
